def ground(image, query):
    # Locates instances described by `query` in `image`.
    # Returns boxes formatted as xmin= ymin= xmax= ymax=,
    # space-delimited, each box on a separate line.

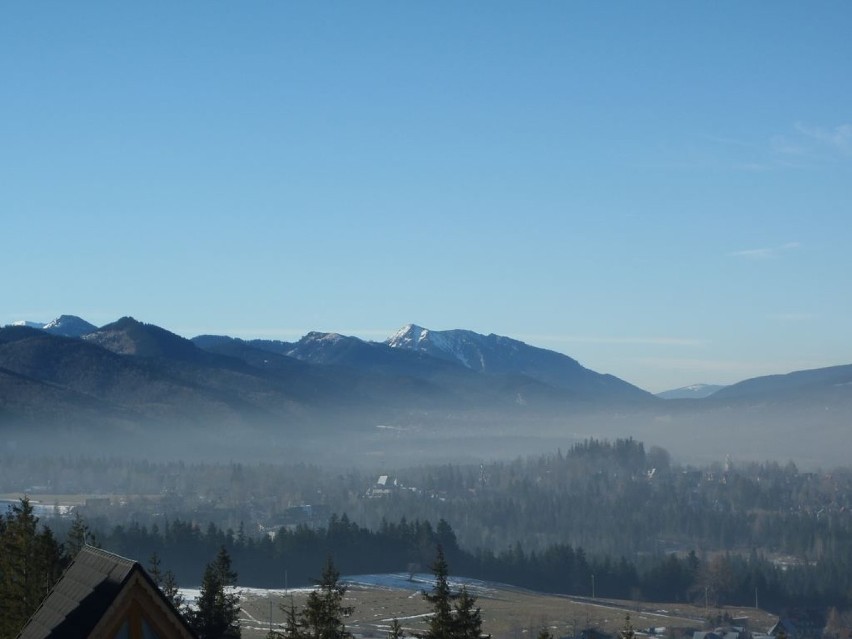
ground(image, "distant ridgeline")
xmin=4 ymin=316 xmax=852 ymax=467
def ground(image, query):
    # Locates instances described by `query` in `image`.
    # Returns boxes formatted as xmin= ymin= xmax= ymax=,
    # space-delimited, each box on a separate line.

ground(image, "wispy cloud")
xmin=768 ymin=122 xmax=852 ymax=166
xmin=628 ymin=355 xmax=850 ymax=392
xmin=766 ymin=312 xmax=817 ymax=322
xmin=519 ymin=334 xmax=707 ymax=347
xmin=770 ymin=134 xmax=809 ymax=158
xmin=633 ymin=356 xmax=839 ymax=377
xmin=700 ymin=134 xmax=756 ymax=149
xmin=633 ymin=356 xmax=772 ymax=374
xmin=729 ymin=242 xmax=800 ymax=260
xmin=691 ymin=122 xmax=852 ymax=173
xmin=730 ymin=162 xmax=773 ymax=173
xmin=644 ymin=121 xmax=852 ymax=174
xmin=794 ymin=122 xmax=852 ymax=154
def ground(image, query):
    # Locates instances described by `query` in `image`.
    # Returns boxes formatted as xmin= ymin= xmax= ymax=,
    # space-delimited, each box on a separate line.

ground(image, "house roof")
xmin=17 ymin=545 xmax=196 ymax=639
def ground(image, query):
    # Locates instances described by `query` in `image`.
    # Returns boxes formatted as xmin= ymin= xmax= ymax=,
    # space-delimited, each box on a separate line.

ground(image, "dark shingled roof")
xmin=17 ymin=545 xmax=195 ymax=639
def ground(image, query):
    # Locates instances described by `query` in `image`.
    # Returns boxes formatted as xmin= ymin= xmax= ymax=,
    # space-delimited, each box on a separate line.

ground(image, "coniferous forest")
xmin=3 ymin=438 xmax=852 ymax=636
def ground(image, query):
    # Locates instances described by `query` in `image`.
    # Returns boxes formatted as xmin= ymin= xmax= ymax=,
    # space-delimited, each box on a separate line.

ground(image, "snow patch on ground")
xmin=341 ymin=573 xmax=500 ymax=598
xmin=179 ymin=585 xmax=316 ymax=609
xmin=179 ymin=572 xmax=503 ymax=608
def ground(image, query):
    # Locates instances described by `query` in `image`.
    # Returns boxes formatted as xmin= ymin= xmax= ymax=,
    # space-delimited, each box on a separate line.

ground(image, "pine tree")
xmin=388 ymin=618 xmax=404 ymax=639
xmin=66 ymin=512 xmax=97 ymax=558
xmin=150 ymin=551 xmax=186 ymax=611
xmin=424 ymin=545 xmax=455 ymax=639
xmin=280 ymin=598 xmax=307 ymax=639
xmin=0 ymin=498 xmax=65 ymax=639
xmin=163 ymin=569 xmax=186 ymax=610
xmin=289 ymin=557 xmax=353 ymax=639
xmin=452 ymin=587 xmax=482 ymax=639
xmin=619 ymin=614 xmax=635 ymax=639
xmin=190 ymin=546 xmax=241 ymax=639
xmin=149 ymin=552 xmax=163 ymax=587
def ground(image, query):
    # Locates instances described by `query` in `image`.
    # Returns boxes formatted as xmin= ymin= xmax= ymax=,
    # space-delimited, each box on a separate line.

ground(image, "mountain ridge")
xmin=10 ymin=315 xmax=96 ymax=338
xmin=9 ymin=315 xmax=852 ymax=403
xmin=0 ymin=317 xmax=655 ymax=432
xmin=3 ymin=315 xmax=852 ymax=466
xmin=385 ymin=323 xmax=651 ymax=400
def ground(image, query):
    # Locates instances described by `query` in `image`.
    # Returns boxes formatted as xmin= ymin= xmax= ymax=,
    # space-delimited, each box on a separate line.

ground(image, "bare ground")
xmin=236 ymin=578 xmax=777 ymax=639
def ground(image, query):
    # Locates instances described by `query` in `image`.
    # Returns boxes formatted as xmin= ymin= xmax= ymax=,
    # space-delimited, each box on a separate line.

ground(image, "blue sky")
xmin=2 ymin=2 xmax=850 ymax=392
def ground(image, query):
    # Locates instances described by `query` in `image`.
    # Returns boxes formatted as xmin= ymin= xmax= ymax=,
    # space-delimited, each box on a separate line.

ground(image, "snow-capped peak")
xmin=43 ymin=317 xmax=65 ymax=330
xmin=42 ymin=315 xmax=97 ymax=338
xmin=303 ymin=331 xmax=345 ymax=343
xmin=7 ymin=315 xmax=96 ymax=338
xmin=386 ymin=324 xmax=427 ymax=349
xmin=11 ymin=320 xmax=45 ymax=329
xmin=386 ymin=324 xmax=477 ymax=369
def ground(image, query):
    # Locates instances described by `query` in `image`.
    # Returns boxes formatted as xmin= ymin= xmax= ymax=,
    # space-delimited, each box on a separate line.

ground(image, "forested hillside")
xmin=4 ymin=440 xmax=849 ymax=559
xmin=18 ymin=502 xmax=852 ymax=615
xmin=3 ymin=439 xmax=852 ymax=635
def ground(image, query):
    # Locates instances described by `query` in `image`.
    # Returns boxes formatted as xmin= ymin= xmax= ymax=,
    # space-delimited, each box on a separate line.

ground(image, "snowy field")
xmin=180 ymin=574 xmax=778 ymax=639
xmin=179 ymin=572 xmax=501 ymax=606
xmin=342 ymin=573 xmax=503 ymax=597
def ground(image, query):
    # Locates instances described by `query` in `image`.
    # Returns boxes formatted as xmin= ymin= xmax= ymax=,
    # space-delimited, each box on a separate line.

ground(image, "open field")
xmin=2 ymin=492 xmax=91 ymax=505
xmin=0 ymin=492 xmax=163 ymax=506
xmin=231 ymin=574 xmax=778 ymax=639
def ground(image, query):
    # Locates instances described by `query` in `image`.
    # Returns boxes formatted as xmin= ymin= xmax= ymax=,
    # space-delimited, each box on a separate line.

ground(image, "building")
xmin=17 ymin=545 xmax=196 ymax=639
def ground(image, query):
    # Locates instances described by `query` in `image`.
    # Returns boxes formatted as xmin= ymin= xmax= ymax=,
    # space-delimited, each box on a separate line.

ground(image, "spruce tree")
xmin=149 ymin=552 xmax=163 ymax=586
xmin=618 ymin=614 xmax=634 ymax=639
xmin=150 ymin=551 xmax=186 ymax=611
xmin=424 ymin=546 xmax=483 ymax=639
xmin=191 ymin=545 xmax=241 ymax=639
xmin=280 ymin=598 xmax=307 ymax=639
xmin=162 ymin=569 xmax=186 ymax=610
xmin=66 ymin=512 xmax=97 ymax=558
xmin=0 ymin=498 xmax=64 ymax=639
xmin=283 ymin=557 xmax=353 ymax=639
xmin=424 ymin=545 xmax=455 ymax=639
xmin=452 ymin=587 xmax=482 ymax=639
xmin=388 ymin=618 xmax=404 ymax=639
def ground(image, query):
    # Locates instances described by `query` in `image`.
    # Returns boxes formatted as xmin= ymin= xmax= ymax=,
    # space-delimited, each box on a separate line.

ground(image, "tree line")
xmin=91 ymin=508 xmax=852 ymax=612
xmin=0 ymin=498 xmax=239 ymax=639
xmin=0 ymin=499 xmax=62 ymax=638
xmin=1 ymin=496 xmax=484 ymax=639
xmin=5 ymin=494 xmax=852 ymax=639
xmin=5 ymin=439 xmax=850 ymax=563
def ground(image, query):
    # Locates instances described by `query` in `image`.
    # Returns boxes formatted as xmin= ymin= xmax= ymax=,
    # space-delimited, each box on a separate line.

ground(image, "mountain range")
xmin=13 ymin=315 xmax=97 ymax=338
xmin=3 ymin=315 xmax=851 ymax=466
xmin=0 ymin=316 xmax=650 ymax=427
